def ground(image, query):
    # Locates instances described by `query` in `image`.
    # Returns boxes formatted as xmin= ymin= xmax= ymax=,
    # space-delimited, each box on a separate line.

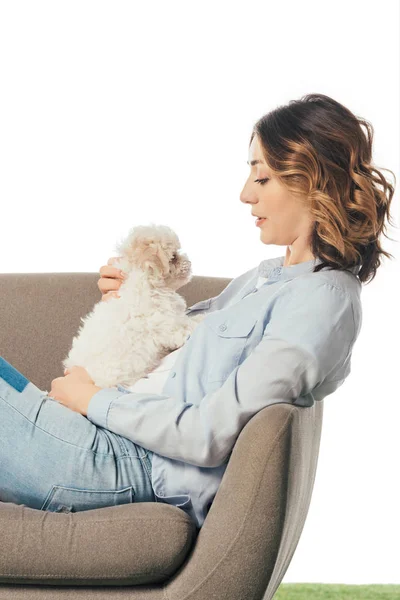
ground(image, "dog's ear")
xmin=135 ymin=242 xmax=170 ymax=279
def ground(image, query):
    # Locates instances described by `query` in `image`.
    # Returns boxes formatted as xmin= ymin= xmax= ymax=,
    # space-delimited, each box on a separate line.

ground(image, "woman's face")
xmin=240 ymin=134 xmax=315 ymax=264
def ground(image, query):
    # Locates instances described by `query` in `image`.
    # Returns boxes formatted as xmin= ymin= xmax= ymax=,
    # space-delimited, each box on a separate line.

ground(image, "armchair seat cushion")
xmin=0 ymin=500 xmax=197 ymax=586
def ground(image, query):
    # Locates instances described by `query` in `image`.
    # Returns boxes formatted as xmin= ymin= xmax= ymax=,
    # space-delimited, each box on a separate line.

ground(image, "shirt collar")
xmin=257 ymin=255 xmax=361 ymax=281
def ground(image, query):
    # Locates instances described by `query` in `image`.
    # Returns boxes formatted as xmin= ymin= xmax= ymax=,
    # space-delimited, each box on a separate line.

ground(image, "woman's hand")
xmin=98 ymin=256 xmax=126 ymax=302
xmin=50 ymin=366 xmax=102 ymax=416
xmin=63 ymin=365 xmax=95 ymax=384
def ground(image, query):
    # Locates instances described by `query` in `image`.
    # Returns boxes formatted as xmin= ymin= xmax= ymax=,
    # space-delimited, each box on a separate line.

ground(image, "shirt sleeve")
xmin=86 ymin=282 xmax=355 ymax=468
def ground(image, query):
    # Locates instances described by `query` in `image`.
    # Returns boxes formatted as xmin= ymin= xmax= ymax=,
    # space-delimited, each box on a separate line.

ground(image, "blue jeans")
xmin=0 ymin=356 xmax=157 ymax=513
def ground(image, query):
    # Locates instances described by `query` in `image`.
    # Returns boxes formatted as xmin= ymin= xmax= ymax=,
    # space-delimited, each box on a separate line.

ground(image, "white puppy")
xmin=62 ymin=223 xmax=206 ymax=389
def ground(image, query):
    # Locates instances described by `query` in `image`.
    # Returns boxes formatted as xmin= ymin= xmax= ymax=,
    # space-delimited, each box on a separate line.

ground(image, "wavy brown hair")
xmin=250 ymin=93 xmax=397 ymax=284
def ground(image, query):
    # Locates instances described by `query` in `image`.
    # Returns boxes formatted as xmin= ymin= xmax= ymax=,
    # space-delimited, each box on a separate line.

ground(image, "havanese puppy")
xmin=62 ymin=223 xmax=206 ymax=389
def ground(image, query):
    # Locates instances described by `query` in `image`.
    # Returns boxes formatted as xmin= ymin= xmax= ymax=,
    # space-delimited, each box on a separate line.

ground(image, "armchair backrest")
xmin=0 ymin=272 xmax=230 ymax=391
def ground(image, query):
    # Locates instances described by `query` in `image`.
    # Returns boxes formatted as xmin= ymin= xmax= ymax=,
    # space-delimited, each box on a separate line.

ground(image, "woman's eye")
xmin=254 ymin=178 xmax=269 ymax=185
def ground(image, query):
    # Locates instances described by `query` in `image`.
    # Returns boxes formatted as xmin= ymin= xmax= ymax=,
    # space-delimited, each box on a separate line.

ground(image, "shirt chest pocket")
xmin=204 ymin=310 xmax=258 ymax=383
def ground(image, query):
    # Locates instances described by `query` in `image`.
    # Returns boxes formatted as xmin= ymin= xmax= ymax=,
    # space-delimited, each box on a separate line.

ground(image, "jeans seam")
xmin=140 ymin=455 xmax=152 ymax=481
xmin=113 ymin=435 xmax=131 ymax=456
xmin=139 ymin=454 xmax=156 ymax=501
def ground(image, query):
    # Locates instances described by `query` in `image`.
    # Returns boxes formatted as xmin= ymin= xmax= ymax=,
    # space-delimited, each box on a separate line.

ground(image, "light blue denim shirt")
xmin=86 ymin=255 xmax=362 ymax=529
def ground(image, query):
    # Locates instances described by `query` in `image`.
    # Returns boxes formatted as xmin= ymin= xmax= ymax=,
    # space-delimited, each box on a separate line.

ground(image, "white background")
xmin=1 ymin=0 xmax=399 ymax=585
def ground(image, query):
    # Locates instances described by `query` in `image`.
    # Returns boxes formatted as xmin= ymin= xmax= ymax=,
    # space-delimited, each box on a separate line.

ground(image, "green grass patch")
xmin=274 ymin=583 xmax=400 ymax=599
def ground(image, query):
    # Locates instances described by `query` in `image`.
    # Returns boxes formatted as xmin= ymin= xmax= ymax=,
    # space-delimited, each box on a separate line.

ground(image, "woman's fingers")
xmin=101 ymin=290 xmax=121 ymax=302
xmin=98 ymin=258 xmax=125 ymax=295
xmin=99 ymin=265 xmax=123 ymax=277
xmin=107 ymin=256 xmax=121 ymax=266
xmin=98 ymin=275 xmax=122 ymax=294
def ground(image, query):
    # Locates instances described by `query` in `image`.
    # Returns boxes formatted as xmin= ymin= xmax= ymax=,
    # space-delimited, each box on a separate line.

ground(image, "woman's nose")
xmin=239 ymin=182 xmax=250 ymax=204
xmin=240 ymin=186 xmax=256 ymax=205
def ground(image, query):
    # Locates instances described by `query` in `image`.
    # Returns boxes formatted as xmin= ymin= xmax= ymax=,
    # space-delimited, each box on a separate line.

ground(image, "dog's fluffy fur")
xmin=62 ymin=224 xmax=206 ymax=388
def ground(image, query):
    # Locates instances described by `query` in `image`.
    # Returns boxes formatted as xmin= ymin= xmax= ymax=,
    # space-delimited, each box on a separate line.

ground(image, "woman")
xmin=0 ymin=93 xmax=395 ymax=530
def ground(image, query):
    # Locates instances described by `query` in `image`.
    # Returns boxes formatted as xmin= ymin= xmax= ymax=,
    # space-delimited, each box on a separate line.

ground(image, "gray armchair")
xmin=0 ymin=272 xmax=323 ymax=599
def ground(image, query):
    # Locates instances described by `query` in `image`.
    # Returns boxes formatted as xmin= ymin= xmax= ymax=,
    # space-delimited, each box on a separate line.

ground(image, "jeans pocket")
xmin=40 ymin=484 xmax=135 ymax=513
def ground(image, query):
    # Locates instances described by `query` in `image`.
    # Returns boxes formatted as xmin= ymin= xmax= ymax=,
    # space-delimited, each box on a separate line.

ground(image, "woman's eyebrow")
xmin=247 ymin=159 xmax=264 ymax=166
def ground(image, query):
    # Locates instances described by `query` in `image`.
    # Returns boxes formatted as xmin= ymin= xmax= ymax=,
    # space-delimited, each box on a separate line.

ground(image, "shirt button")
xmin=219 ymin=324 xmax=227 ymax=332
xmin=171 ymin=372 xmax=176 ymax=378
